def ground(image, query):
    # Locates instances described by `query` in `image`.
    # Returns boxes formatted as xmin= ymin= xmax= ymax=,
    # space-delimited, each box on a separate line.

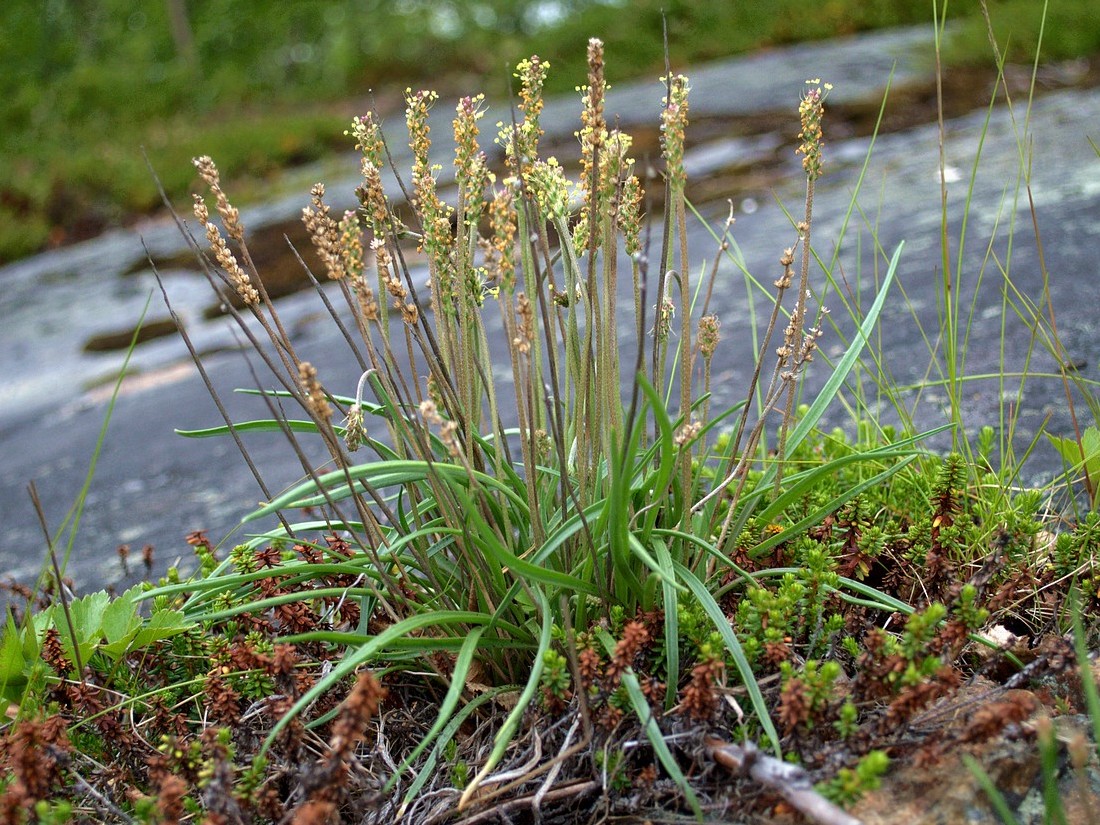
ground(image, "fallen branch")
xmin=451 ymin=780 xmax=600 ymax=825
xmin=704 ymin=737 xmax=862 ymax=825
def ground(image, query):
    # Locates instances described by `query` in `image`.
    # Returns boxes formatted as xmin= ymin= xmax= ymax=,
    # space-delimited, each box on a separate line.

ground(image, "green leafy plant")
xmin=0 ymin=586 xmax=193 ymax=704
xmin=817 ymin=750 xmax=890 ymax=806
xmin=1049 ymin=425 xmax=1100 ymax=509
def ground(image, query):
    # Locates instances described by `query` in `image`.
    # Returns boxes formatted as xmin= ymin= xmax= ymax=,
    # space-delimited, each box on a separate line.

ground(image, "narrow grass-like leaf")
xmin=396 ymin=689 xmax=503 ymax=816
xmin=726 ymin=243 xmax=909 ymax=542
xmin=750 ymin=455 xmax=919 ymax=558
xmin=244 ymin=460 xmax=530 ymax=522
xmin=651 ymin=536 xmax=681 ymax=708
xmin=447 ymin=480 xmax=600 ymax=596
xmin=636 ymin=373 xmax=679 ymax=544
xmin=387 ymin=627 xmax=485 ymax=790
xmin=963 ymin=754 xmax=1022 ymax=825
xmin=626 ymin=534 xmax=686 ymax=591
xmin=45 ymin=294 xmax=152 ymax=579
xmin=595 ymin=627 xmax=702 ymax=819
xmin=607 ymin=407 xmax=646 ymax=604
xmin=459 ymin=586 xmax=553 ymax=809
xmin=672 ymin=562 xmax=780 ymax=755
xmin=260 ymin=610 xmax=495 ymax=755
xmin=759 ymin=242 xmax=905 ymax=489
xmin=1071 ymin=596 xmax=1100 ymax=759
xmin=753 ymin=426 xmax=948 ymax=526
xmin=1038 ymin=720 xmax=1068 ymax=825
xmin=176 ymin=419 xmax=328 ymax=437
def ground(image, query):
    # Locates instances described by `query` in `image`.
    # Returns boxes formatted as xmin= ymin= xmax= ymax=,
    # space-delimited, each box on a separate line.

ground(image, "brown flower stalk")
xmin=775 ymin=79 xmax=831 ymax=486
xmin=192 ymin=192 xmax=259 ymax=306
xmin=302 ymin=183 xmax=346 ymax=281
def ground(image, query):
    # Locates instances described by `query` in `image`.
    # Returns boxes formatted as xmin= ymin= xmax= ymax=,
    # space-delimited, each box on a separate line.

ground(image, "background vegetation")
xmin=3 ymin=0 xmax=1097 ymax=264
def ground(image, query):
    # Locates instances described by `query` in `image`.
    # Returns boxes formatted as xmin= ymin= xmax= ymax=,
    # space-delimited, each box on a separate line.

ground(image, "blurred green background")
xmin=2 ymin=0 xmax=1095 ymax=265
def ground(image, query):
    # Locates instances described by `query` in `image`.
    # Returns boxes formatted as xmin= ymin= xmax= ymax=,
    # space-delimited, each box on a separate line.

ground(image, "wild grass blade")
xmin=963 ymin=754 xmax=1022 ymax=825
xmin=595 ymin=627 xmax=703 ymax=819
xmin=459 ymin=585 xmax=553 ymax=809
xmin=1071 ymin=594 xmax=1100 ymax=758
xmin=673 ymin=562 xmax=780 ymax=755
xmin=385 ymin=626 xmax=485 ymax=790
xmin=39 ymin=294 xmax=153 ymax=579
xmin=176 ymin=419 xmax=336 ymax=438
xmin=750 ymin=456 xmax=920 ymax=559
xmin=259 ymin=610 xmax=496 ymax=755
xmin=244 ymin=460 xmax=530 ymax=522
xmin=396 ymin=689 xmax=502 ymax=816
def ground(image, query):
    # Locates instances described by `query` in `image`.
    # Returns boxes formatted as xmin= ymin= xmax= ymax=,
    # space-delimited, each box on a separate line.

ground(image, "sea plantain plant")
xmin=140 ymin=40 xmax=926 ymax=817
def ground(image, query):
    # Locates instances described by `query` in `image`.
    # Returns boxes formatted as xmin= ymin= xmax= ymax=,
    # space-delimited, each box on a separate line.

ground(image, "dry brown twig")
xmin=704 ymin=736 xmax=862 ymax=825
xmin=450 ymin=780 xmax=600 ymax=825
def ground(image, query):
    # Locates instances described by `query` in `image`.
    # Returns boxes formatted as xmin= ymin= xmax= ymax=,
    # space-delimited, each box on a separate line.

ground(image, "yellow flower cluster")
xmin=797 ymin=79 xmax=832 ymax=181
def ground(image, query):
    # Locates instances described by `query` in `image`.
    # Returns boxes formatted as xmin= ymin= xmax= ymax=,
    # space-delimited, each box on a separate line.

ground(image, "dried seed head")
xmin=575 ymin=38 xmax=607 ymax=234
xmin=675 ymin=420 xmax=702 ymax=447
xmin=302 ymin=183 xmax=346 ymax=280
xmin=698 ymin=314 xmax=720 ymax=359
xmin=357 ymin=159 xmax=389 ymax=236
xmin=426 ymin=374 xmax=444 ymax=411
xmin=406 ymin=88 xmax=457 ymax=308
xmin=533 ymin=428 xmax=551 ymax=460
xmin=420 ymin=397 xmax=460 ymax=456
xmin=193 ymin=155 xmax=244 ymax=242
xmin=191 ymin=161 xmax=258 ymax=305
xmin=339 ymin=211 xmax=364 ymax=282
xmin=406 ymin=89 xmax=444 ymax=222
xmin=514 ymin=291 xmax=534 ymax=354
xmin=371 ymin=236 xmax=393 ymax=277
xmin=192 ymin=154 xmax=220 ymax=190
xmin=352 ymin=279 xmax=379 ymax=322
xmin=399 ymin=301 xmax=419 ymax=325
xmin=440 ymin=420 xmax=461 ymax=457
xmin=488 ymin=186 xmax=517 ymax=291
xmin=298 ymin=361 xmax=332 ymax=422
xmin=344 ymin=403 xmax=366 ymax=452
xmin=654 ymin=294 xmax=675 ymax=341
xmin=586 ymin=39 xmax=606 ymax=130
xmin=775 ymin=247 xmax=795 ymax=290
xmin=383 ymin=269 xmax=407 ymax=301
xmin=192 ymin=193 xmax=209 ymax=225
xmin=618 ymin=171 xmax=644 ymax=256
xmin=193 ymin=192 xmax=259 ymax=306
